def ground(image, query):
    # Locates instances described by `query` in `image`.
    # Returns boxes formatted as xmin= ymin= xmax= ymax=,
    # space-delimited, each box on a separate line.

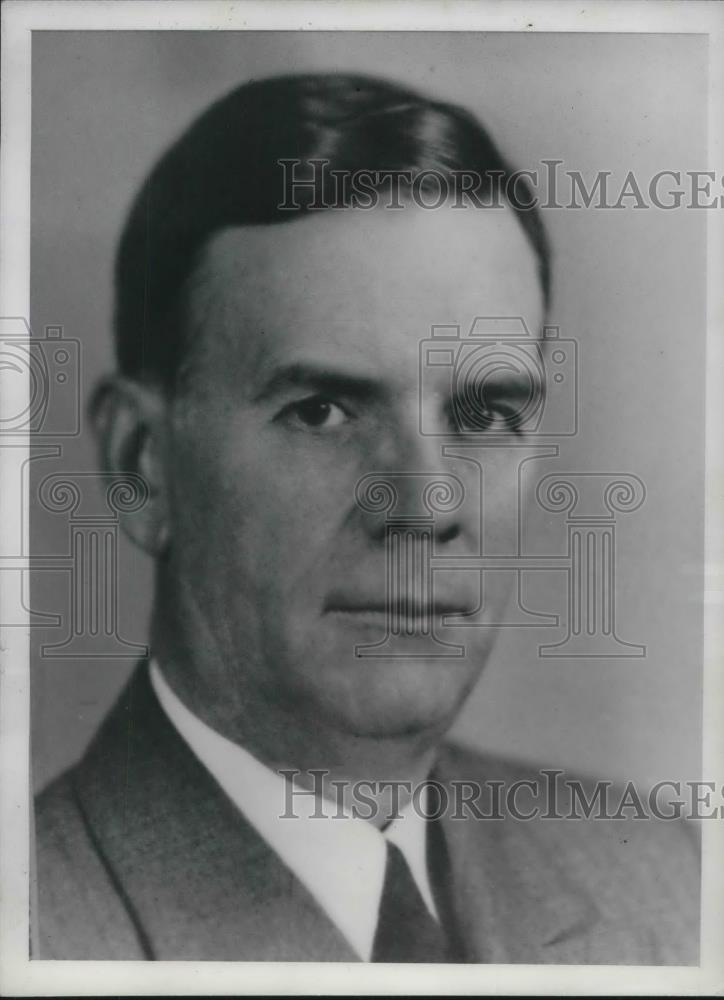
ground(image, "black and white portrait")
xmin=1 ymin=4 xmax=722 ymax=995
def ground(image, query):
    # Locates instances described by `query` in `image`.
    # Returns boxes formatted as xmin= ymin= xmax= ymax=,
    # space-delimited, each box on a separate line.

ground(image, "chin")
xmin=292 ymin=647 xmax=484 ymax=740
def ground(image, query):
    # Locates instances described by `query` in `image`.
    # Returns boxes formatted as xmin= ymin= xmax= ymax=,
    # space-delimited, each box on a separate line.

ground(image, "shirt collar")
xmin=149 ymin=660 xmax=437 ymax=961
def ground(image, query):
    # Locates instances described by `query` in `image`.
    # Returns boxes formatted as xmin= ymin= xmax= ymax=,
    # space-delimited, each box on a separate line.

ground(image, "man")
xmin=34 ymin=73 xmax=698 ymax=963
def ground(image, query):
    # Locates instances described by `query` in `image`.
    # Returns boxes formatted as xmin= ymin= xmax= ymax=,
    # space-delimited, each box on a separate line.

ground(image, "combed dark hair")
xmin=115 ymin=73 xmax=550 ymax=386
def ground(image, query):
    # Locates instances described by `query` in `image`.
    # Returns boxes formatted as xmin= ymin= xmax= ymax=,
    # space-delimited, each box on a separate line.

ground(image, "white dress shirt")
xmin=149 ymin=661 xmax=438 ymax=961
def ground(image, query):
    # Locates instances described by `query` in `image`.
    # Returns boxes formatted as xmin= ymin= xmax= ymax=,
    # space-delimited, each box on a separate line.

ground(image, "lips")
xmin=324 ymin=594 xmax=475 ymax=619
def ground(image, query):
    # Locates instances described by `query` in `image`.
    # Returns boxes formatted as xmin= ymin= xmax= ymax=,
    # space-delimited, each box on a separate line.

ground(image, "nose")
xmin=357 ymin=405 xmax=470 ymax=546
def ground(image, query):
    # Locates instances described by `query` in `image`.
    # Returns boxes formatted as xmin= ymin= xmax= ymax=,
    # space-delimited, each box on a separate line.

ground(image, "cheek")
xmin=177 ymin=429 xmax=361 ymax=583
xmin=224 ymin=417 xmax=368 ymax=523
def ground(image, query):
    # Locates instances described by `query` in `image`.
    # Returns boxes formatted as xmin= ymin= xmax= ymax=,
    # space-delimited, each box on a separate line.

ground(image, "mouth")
xmin=324 ymin=597 xmax=474 ymax=623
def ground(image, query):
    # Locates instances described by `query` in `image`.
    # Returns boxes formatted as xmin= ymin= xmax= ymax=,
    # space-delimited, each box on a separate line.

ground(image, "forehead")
xmin=183 ymin=204 xmax=544 ymax=384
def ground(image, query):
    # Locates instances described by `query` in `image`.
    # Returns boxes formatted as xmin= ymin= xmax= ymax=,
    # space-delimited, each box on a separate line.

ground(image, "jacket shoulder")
xmin=34 ymin=771 xmax=149 ymax=959
xmin=438 ymin=743 xmax=700 ymax=964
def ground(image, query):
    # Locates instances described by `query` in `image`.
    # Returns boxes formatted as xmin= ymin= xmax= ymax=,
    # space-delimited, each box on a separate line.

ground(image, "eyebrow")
xmin=251 ymin=361 xmax=387 ymax=405
xmin=455 ymin=362 xmax=544 ymax=393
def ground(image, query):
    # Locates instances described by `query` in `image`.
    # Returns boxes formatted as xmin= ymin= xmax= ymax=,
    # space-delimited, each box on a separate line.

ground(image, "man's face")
xmin=160 ymin=203 xmax=544 ymax=740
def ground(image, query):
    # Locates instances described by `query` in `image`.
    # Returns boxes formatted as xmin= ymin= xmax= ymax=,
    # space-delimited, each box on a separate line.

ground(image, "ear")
xmin=89 ymin=376 xmax=171 ymax=556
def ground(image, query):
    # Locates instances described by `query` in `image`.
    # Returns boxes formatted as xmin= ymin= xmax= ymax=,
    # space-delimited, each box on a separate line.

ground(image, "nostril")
xmin=436 ymin=522 xmax=460 ymax=545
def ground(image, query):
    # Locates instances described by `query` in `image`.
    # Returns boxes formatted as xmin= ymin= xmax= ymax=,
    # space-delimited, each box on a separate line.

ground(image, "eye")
xmin=447 ymin=397 xmax=522 ymax=435
xmin=279 ymin=395 xmax=350 ymax=430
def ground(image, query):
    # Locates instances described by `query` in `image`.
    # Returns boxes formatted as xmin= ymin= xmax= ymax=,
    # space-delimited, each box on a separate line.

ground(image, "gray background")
xmin=30 ymin=30 xmax=705 ymax=792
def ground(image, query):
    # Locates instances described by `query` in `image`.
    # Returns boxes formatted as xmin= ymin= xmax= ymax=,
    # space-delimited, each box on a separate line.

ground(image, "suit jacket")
xmin=34 ymin=662 xmax=699 ymax=963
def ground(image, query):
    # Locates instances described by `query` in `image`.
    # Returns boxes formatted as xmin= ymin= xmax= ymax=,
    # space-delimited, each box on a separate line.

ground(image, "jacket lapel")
xmin=72 ymin=662 xmax=359 ymax=961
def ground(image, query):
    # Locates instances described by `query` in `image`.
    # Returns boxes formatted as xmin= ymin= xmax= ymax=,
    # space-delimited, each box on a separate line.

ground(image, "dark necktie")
xmin=371 ymin=840 xmax=452 ymax=963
